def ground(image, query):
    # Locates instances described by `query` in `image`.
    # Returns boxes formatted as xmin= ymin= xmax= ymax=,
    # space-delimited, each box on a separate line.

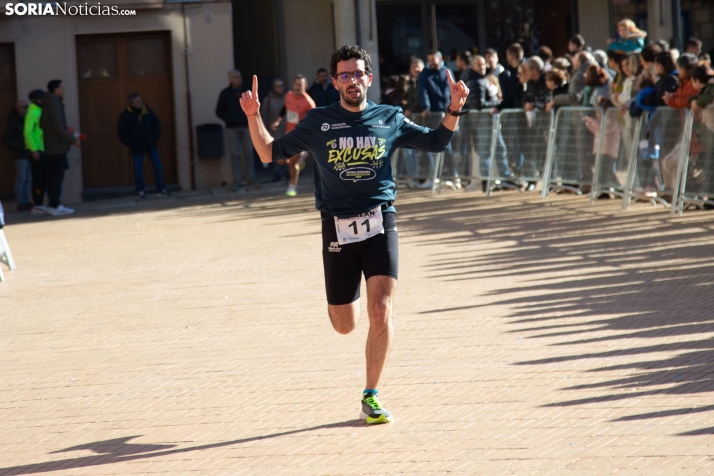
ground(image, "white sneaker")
xmin=32 ymin=205 xmax=48 ymax=215
xmin=419 ymin=179 xmax=434 ymax=189
xmin=47 ymin=205 xmax=74 ymax=216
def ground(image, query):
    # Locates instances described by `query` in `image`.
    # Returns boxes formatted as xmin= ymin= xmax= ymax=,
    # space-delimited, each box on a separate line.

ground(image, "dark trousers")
xmin=45 ymin=154 xmax=67 ymax=209
xmin=131 ymin=148 xmax=165 ymax=192
xmin=30 ymin=153 xmax=47 ymax=206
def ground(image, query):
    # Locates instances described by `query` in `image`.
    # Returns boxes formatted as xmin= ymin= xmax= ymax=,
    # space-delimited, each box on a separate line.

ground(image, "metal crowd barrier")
xmin=487 ymin=109 xmax=553 ymax=196
xmin=391 ymin=112 xmax=445 ymax=193
xmin=590 ymin=107 xmax=637 ymax=202
xmin=433 ymin=110 xmax=494 ymax=193
xmin=674 ymin=105 xmax=714 ymax=214
xmin=622 ymin=107 xmax=689 ymax=209
xmin=542 ymin=107 xmax=604 ymax=197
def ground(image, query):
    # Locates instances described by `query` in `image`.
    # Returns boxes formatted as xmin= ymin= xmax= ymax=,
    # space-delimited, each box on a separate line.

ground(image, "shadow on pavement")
xmin=0 ymin=420 xmax=366 ymax=475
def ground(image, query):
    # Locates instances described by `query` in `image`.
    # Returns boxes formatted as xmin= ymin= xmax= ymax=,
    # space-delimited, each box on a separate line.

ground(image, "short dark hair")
xmin=28 ymin=89 xmax=44 ymax=102
xmin=537 ymin=46 xmax=553 ymax=62
xmin=47 ymin=79 xmax=62 ymax=93
xmin=641 ymin=43 xmax=662 ymax=63
xmin=655 ymin=51 xmax=677 ymax=74
xmin=677 ymin=53 xmax=698 ymax=72
xmin=607 ymin=50 xmax=624 ymax=64
xmin=506 ymin=43 xmax=524 ymax=60
xmin=686 ymin=37 xmax=703 ymax=50
xmin=569 ymin=34 xmax=585 ymax=49
xmin=690 ymin=64 xmax=714 ymax=84
xmin=427 ymin=49 xmax=442 ymax=59
xmin=484 ymin=48 xmax=498 ymax=57
xmin=294 ymin=74 xmax=306 ymax=82
xmin=317 ymin=68 xmax=328 ymax=75
xmin=126 ymin=93 xmax=141 ymax=104
xmin=655 ymin=39 xmax=670 ymax=52
xmin=330 ymin=45 xmax=372 ymax=76
xmin=458 ymin=50 xmax=472 ymax=64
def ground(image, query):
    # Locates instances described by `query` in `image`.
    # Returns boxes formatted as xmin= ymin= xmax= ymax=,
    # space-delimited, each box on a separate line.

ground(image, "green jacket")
xmin=696 ymin=82 xmax=714 ymax=109
xmin=24 ymin=102 xmax=43 ymax=152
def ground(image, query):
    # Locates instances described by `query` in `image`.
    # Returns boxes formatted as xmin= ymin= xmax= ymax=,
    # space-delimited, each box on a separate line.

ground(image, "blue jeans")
xmin=14 ymin=158 xmax=32 ymax=206
xmin=131 ymin=148 xmax=165 ymax=192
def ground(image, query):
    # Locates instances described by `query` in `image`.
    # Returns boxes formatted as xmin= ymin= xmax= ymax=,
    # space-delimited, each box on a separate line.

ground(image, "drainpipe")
xmin=182 ymin=2 xmax=197 ymax=191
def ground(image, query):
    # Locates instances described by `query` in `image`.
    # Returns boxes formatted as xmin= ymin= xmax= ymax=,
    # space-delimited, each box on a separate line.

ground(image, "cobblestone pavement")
xmin=2 ymin=189 xmax=714 ymax=475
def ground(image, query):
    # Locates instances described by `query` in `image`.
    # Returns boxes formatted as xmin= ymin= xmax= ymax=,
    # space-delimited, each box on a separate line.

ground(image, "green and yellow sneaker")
xmin=359 ymin=393 xmax=393 ymax=424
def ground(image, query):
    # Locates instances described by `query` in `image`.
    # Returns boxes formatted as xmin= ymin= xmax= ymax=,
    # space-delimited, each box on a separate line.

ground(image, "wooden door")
xmin=76 ymin=32 xmax=176 ymax=190
xmin=0 ymin=44 xmax=18 ymax=199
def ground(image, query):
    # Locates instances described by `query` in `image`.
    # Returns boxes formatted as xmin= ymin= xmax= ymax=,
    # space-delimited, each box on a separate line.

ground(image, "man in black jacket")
xmin=307 ymin=68 xmax=340 ymax=107
xmin=496 ymin=44 xmax=525 ymax=111
xmin=216 ymin=70 xmax=260 ymax=192
xmin=3 ymin=101 xmax=33 ymax=211
xmin=117 ymin=93 xmax=168 ymax=198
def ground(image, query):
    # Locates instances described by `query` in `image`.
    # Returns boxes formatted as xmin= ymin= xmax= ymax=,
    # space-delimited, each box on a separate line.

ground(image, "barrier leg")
xmin=622 ymin=117 xmax=644 ymax=210
xmin=590 ymin=112 xmax=607 ymax=203
xmin=486 ymin=117 xmax=499 ymax=197
xmin=672 ymin=111 xmax=693 ymax=216
xmin=541 ymin=118 xmax=558 ymax=199
xmin=432 ymin=152 xmax=443 ymax=195
xmin=0 ymin=230 xmax=15 ymax=271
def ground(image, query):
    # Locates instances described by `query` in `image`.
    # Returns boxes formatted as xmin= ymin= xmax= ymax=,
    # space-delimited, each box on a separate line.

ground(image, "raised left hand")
xmin=446 ymin=69 xmax=469 ymax=111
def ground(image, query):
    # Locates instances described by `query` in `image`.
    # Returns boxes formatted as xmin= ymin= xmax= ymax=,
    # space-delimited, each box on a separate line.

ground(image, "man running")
xmin=271 ymin=75 xmax=316 ymax=196
xmin=240 ymin=45 xmax=468 ymax=424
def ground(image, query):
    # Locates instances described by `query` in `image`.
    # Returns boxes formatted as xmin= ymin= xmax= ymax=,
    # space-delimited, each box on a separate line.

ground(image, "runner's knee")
xmin=328 ymin=304 xmax=359 ymax=334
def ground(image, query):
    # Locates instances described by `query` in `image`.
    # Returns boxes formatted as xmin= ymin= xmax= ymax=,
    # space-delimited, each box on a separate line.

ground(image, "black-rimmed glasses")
xmin=333 ymin=70 xmax=368 ymax=83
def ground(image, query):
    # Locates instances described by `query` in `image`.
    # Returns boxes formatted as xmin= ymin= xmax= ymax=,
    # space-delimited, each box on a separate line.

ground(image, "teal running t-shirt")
xmin=272 ymin=101 xmax=455 ymax=218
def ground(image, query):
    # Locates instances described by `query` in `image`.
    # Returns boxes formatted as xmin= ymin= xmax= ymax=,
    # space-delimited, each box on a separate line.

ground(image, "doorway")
xmin=76 ymin=32 xmax=177 ymax=191
xmin=0 ymin=44 xmax=18 ymax=200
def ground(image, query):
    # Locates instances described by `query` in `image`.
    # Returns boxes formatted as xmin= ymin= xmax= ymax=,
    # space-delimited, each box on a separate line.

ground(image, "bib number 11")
xmin=334 ymin=207 xmax=384 ymax=244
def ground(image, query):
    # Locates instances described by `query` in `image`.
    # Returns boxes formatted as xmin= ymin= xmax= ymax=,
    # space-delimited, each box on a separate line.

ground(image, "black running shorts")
xmin=321 ymin=210 xmax=399 ymax=305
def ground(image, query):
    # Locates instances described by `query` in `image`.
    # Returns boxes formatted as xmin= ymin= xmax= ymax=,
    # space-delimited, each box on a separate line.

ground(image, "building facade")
xmin=1 ymin=0 xmax=692 ymax=204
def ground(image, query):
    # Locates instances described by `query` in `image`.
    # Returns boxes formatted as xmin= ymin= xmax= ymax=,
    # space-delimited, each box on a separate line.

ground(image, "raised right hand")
xmin=240 ymin=75 xmax=260 ymax=116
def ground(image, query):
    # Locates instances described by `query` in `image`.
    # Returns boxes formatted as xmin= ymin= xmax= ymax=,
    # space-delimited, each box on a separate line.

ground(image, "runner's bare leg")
xmin=365 ymin=275 xmax=396 ymax=389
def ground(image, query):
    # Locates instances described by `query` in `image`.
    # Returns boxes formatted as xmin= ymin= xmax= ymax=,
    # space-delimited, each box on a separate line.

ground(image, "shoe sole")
xmin=359 ymin=411 xmax=394 ymax=424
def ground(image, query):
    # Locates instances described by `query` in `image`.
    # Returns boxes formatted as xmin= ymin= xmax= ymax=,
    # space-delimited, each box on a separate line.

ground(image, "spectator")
xmin=544 ymin=69 xmax=568 ymax=101
xmin=117 ymin=93 xmax=168 ymax=198
xmin=608 ymin=19 xmax=646 ymax=54
xmin=39 ymin=79 xmax=77 ymax=216
xmin=404 ymin=58 xmax=424 ymax=116
xmin=536 ymin=46 xmax=553 ymax=72
xmin=608 ymin=51 xmax=625 ymax=94
xmin=699 ymin=53 xmax=712 ymax=68
xmin=261 ymin=79 xmax=287 ymax=182
xmin=380 ymin=75 xmax=399 ymax=104
xmin=583 ymin=64 xmax=611 ymax=107
xmin=523 ymin=56 xmax=548 ymax=110
xmin=456 ymin=50 xmax=473 ymax=82
xmin=465 ymin=55 xmax=499 ymax=110
xmin=663 ymin=53 xmax=698 ymax=109
xmin=552 ymin=56 xmax=572 ymax=80
xmin=686 ymin=37 xmax=703 ymax=56
xmin=655 ymin=40 xmax=671 ymax=53
xmin=418 ymin=50 xmax=452 ymax=116
xmin=216 ymin=69 xmax=260 ymax=192
xmin=613 ymin=53 xmax=640 ymax=107
xmin=642 ymin=51 xmax=679 ymax=107
xmin=486 ymin=74 xmax=502 ymax=101
xmin=548 ymin=51 xmax=596 ymax=110
xmin=3 ymin=101 xmax=32 ymax=211
xmin=389 ymin=75 xmax=411 ymax=110
xmin=567 ymin=34 xmax=586 ymax=59
xmin=496 ymin=43 xmax=526 ymax=111
xmin=484 ymin=48 xmax=505 ymax=77
xmin=689 ymin=64 xmax=714 ymax=109
xmin=24 ymin=89 xmax=46 ymax=213
xmin=633 ymin=43 xmax=662 ymax=94
xmin=307 ymin=68 xmax=340 ymax=107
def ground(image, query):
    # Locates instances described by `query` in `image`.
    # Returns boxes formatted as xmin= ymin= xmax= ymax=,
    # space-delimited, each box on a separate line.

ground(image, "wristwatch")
xmin=446 ymin=106 xmax=469 ymax=117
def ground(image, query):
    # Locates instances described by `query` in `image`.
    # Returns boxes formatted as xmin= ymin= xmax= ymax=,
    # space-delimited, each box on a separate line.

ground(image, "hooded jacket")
xmin=117 ymin=104 xmax=161 ymax=154
xmin=24 ymin=102 xmax=43 ymax=153
xmin=3 ymin=109 xmax=28 ymax=160
xmin=39 ymin=92 xmax=77 ymax=155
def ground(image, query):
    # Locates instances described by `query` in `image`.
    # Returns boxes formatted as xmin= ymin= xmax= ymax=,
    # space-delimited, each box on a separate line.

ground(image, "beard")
xmin=339 ymin=85 xmax=367 ymax=107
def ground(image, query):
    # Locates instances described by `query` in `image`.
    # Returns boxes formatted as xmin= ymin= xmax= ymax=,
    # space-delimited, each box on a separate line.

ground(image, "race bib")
xmin=286 ymin=110 xmax=299 ymax=124
xmin=334 ymin=207 xmax=384 ymax=244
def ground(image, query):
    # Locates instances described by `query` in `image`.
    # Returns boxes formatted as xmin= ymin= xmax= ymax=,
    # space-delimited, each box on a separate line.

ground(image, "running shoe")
xmin=285 ymin=189 xmax=297 ymax=197
xmin=47 ymin=205 xmax=74 ymax=216
xmin=32 ymin=205 xmax=48 ymax=215
xmin=359 ymin=394 xmax=393 ymax=424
